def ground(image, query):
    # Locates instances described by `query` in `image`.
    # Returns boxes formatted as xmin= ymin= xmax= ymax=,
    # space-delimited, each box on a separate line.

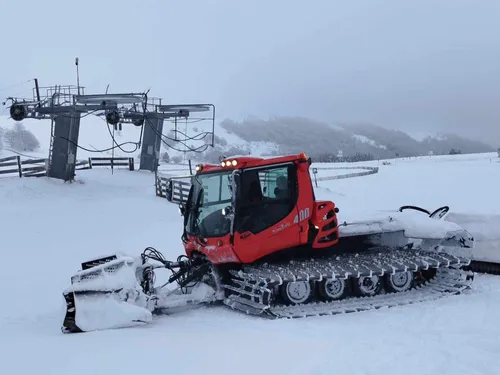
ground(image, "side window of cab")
xmin=236 ymin=164 xmax=297 ymax=234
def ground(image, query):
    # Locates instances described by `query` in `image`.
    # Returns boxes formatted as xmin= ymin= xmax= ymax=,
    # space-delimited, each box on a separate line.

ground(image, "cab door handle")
xmin=240 ymin=231 xmax=252 ymax=239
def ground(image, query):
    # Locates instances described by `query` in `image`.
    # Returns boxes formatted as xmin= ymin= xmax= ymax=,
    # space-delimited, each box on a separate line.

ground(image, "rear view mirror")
xmin=231 ymin=170 xmax=241 ymax=204
xmin=222 ymin=205 xmax=234 ymax=217
xmin=179 ymin=202 xmax=186 ymax=216
xmin=163 ymin=178 xmax=191 ymax=205
xmin=222 ymin=205 xmax=235 ymax=236
xmin=165 ymin=180 xmax=174 ymax=202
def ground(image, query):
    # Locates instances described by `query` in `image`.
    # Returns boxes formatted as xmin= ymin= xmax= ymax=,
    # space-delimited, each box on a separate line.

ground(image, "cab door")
xmin=232 ymin=162 xmax=301 ymax=263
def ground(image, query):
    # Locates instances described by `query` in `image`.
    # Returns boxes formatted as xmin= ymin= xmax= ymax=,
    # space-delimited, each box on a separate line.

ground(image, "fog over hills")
xmin=0 ymin=114 xmax=495 ymax=165
xmin=203 ymin=117 xmax=495 ymax=162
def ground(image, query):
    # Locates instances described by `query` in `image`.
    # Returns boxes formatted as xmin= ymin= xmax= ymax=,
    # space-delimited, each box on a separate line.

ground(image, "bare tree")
xmin=4 ymin=123 xmax=40 ymax=152
xmin=161 ymin=151 xmax=170 ymax=164
xmin=171 ymin=155 xmax=183 ymax=164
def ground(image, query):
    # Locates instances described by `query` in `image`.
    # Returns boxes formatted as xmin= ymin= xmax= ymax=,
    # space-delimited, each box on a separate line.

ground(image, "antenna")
xmin=75 ymin=57 xmax=80 ymax=96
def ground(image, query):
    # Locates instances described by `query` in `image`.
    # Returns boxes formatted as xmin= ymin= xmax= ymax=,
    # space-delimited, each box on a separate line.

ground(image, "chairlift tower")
xmin=3 ymin=60 xmax=217 ymax=179
xmin=4 ymin=82 xmax=148 ymax=181
xmin=150 ymin=104 xmax=215 ymax=170
xmin=4 ymin=86 xmax=217 ymax=177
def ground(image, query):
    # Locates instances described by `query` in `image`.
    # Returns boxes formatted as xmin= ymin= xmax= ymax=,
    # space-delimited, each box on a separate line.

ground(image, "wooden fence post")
xmin=16 ymin=156 xmax=22 ymax=177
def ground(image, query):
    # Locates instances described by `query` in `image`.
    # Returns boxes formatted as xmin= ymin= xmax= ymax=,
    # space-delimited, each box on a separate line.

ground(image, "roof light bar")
xmin=220 ymin=159 xmax=238 ymax=168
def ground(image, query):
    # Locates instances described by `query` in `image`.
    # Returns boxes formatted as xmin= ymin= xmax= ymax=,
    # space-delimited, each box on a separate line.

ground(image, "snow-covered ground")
xmin=1 ymin=150 xmax=500 ymax=374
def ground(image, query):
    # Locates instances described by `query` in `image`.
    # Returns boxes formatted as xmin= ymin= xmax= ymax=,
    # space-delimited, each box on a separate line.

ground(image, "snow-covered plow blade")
xmin=62 ymin=255 xmax=156 ymax=333
xmin=61 ymin=249 xmax=219 ymax=333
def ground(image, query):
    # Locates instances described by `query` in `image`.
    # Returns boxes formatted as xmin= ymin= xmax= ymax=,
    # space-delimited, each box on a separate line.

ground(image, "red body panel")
xmin=310 ymin=201 xmax=339 ymax=248
xmin=184 ymin=153 xmax=340 ymax=264
xmin=185 ymin=235 xmax=240 ymax=264
xmin=233 ymin=206 xmax=300 ymax=263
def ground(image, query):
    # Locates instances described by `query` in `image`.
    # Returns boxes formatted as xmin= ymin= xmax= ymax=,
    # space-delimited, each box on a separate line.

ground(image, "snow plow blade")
xmin=62 ymin=291 xmax=153 ymax=333
xmin=61 ymin=249 xmax=219 ymax=333
xmin=61 ymin=255 xmax=155 ymax=333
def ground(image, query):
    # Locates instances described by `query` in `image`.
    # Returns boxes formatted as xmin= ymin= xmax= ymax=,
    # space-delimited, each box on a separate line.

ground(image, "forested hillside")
xmin=206 ymin=117 xmax=494 ymax=162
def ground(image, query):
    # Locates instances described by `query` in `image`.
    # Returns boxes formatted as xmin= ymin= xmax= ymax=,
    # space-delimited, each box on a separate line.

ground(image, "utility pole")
xmin=75 ymin=57 xmax=80 ymax=95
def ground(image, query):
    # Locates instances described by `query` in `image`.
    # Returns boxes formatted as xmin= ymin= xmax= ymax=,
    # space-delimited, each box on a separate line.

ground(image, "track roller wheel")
xmin=352 ymin=275 xmax=382 ymax=297
xmin=384 ymin=271 xmax=414 ymax=293
xmin=280 ymin=281 xmax=314 ymax=305
xmin=318 ymin=278 xmax=349 ymax=300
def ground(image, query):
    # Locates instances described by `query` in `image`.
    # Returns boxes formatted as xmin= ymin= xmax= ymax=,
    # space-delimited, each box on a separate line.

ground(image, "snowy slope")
xmin=215 ymin=124 xmax=279 ymax=156
xmin=1 ymin=152 xmax=500 ymax=375
xmin=352 ymin=133 xmax=387 ymax=149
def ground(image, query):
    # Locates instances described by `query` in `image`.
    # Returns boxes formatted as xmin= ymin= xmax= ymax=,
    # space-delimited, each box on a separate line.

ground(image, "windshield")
xmin=186 ymin=171 xmax=233 ymax=238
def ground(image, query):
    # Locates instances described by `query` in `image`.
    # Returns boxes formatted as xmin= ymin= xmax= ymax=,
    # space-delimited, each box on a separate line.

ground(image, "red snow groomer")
xmin=62 ymin=153 xmax=475 ymax=333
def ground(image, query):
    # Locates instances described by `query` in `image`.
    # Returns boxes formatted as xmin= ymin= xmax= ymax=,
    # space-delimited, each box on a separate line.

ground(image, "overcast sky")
xmin=1 ymin=0 xmax=499 ymax=145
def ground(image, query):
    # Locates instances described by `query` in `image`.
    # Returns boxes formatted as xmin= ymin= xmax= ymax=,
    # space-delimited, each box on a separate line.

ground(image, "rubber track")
xmin=222 ymin=248 xmax=473 ymax=318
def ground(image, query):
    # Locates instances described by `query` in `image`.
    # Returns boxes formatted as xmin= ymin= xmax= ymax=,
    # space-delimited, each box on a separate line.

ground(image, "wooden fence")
xmin=315 ymin=166 xmax=379 ymax=181
xmin=88 ymin=157 xmax=135 ymax=171
xmin=0 ymin=156 xmax=134 ymax=178
xmin=0 ymin=156 xmax=47 ymax=177
xmin=156 ymin=174 xmax=191 ymax=204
